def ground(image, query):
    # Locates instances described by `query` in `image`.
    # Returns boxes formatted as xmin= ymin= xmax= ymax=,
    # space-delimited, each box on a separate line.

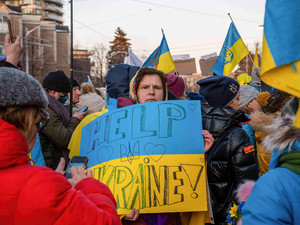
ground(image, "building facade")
xmin=0 ymin=3 xmax=69 ymax=82
xmin=2 ymin=0 xmax=64 ymax=24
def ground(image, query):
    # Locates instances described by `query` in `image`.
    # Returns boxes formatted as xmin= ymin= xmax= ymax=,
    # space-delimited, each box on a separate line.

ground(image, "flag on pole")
xmin=261 ymin=0 xmax=300 ymax=127
xmin=252 ymin=47 xmax=259 ymax=72
xmin=87 ymin=75 xmax=93 ymax=85
xmin=124 ymin=48 xmax=143 ymax=67
xmin=142 ymin=32 xmax=176 ymax=73
xmin=212 ymin=22 xmax=249 ymax=76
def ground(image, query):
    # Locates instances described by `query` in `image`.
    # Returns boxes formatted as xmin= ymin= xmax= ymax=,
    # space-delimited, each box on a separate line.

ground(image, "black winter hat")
xmin=69 ymin=78 xmax=80 ymax=89
xmin=197 ymin=76 xmax=240 ymax=107
xmin=42 ymin=70 xmax=71 ymax=93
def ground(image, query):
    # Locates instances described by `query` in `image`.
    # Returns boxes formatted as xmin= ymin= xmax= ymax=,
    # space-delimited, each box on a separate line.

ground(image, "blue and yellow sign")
xmin=75 ymin=100 xmax=207 ymax=214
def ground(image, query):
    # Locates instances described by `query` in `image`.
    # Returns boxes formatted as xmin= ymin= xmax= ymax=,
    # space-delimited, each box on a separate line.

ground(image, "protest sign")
xmin=79 ymin=100 xmax=207 ymax=214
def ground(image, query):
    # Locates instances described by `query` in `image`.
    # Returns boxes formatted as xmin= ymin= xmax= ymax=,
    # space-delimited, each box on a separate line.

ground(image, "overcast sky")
xmin=63 ymin=0 xmax=266 ymax=72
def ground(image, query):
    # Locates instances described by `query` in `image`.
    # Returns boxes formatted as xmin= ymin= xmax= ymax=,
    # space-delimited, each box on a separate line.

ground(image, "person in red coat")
xmin=0 ymin=38 xmax=121 ymax=225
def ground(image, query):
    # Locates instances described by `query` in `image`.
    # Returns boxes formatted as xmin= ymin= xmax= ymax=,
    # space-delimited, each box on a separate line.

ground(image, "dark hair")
xmin=135 ymin=67 xmax=167 ymax=99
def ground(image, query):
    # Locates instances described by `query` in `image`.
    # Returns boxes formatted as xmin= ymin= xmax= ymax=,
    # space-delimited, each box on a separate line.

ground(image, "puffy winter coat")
xmin=0 ymin=119 xmax=121 ymax=225
xmin=201 ymin=105 xmax=259 ymax=225
xmin=243 ymin=115 xmax=300 ymax=225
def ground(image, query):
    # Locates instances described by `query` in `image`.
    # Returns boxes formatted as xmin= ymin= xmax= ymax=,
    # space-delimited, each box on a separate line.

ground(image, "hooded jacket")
xmin=39 ymin=93 xmax=81 ymax=169
xmin=242 ymin=115 xmax=300 ymax=225
xmin=248 ymin=111 xmax=274 ymax=176
xmin=201 ymin=105 xmax=259 ymax=225
xmin=105 ymin=64 xmax=140 ymax=110
xmin=0 ymin=118 xmax=121 ymax=225
xmin=117 ymin=68 xmax=169 ymax=108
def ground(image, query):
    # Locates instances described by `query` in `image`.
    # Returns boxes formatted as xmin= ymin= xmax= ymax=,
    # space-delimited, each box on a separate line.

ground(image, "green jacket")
xmin=39 ymin=106 xmax=80 ymax=169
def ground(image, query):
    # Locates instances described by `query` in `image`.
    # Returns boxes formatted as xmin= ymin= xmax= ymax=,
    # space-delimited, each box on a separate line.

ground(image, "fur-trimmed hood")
xmin=263 ymin=115 xmax=300 ymax=170
xmin=249 ymin=111 xmax=275 ymax=133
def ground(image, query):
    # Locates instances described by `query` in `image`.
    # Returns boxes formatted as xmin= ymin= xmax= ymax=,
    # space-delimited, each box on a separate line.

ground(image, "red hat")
xmin=166 ymin=74 xmax=185 ymax=98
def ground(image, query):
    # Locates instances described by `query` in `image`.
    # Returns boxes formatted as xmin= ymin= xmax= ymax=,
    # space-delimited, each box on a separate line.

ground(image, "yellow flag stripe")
xmin=68 ymin=108 xmax=109 ymax=158
xmin=157 ymin=51 xmax=176 ymax=73
xmin=223 ymin=38 xmax=249 ymax=76
xmin=261 ymin=59 xmax=300 ymax=97
xmin=261 ymin=34 xmax=276 ymax=75
xmin=252 ymin=48 xmax=259 ymax=72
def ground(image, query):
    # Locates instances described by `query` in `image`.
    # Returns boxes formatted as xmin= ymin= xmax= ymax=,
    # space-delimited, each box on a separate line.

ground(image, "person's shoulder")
xmin=253 ymin=167 xmax=300 ymax=198
xmin=45 ymin=106 xmax=57 ymax=117
xmin=260 ymin=167 xmax=300 ymax=183
xmin=21 ymin=165 xmax=72 ymax=194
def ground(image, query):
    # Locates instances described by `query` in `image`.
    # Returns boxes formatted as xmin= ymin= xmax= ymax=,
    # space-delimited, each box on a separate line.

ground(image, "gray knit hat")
xmin=0 ymin=67 xmax=48 ymax=108
xmin=239 ymin=85 xmax=259 ymax=108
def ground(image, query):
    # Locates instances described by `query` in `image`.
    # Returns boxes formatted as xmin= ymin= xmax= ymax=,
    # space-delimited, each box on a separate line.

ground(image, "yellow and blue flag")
xmin=212 ymin=22 xmax=249 ymax=76
xmin=142 ymin=33 xmax=176 ymax=73
xmin=252 ymin=47 xmax=259 ymax=73
xmin=261 ymin=0 xmax=300 ymax=127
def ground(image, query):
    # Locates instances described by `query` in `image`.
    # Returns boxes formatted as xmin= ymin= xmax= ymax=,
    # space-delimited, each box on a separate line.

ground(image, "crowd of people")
xmin=0 ymin=25 xmax=299 ymax=225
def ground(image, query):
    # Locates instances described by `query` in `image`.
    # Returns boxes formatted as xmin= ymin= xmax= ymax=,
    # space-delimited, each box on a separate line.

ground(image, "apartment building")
xmin=0 ymin=3 xmax=69 ymax=82
xmin=2 ymin=0 xmax=64 ymax=24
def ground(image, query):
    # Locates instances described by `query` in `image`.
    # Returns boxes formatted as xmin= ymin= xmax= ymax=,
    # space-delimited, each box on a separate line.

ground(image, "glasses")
xmin=36 ymin=110 xmax=49 ymax=131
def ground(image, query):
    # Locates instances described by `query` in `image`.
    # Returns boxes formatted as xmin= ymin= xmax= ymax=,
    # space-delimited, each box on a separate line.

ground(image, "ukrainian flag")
xmin=142 ymin=33 xmax=176 ymax=73
xmin=261 ymin=0 xmax=300 ymax=100
xmin=252 ymin=47 xmax=259 ymax=72
xmin=212 ymin=23 xmax=249 ymax=76
xmin=261 ymin=0 xmax=300 ymax=128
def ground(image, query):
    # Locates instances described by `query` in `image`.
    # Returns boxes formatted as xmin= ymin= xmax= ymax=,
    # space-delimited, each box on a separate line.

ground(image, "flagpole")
xmin=228 ymin=13 xmax=255 ymax=73
xmin=228 ymin=13 xmax=237 ymax=29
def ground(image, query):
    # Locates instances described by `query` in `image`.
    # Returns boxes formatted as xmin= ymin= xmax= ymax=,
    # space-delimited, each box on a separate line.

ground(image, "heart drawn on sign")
xmin=97 ymin=146 xmax=114 ymax=165
xmin=188 ymin=103 xmax=196 ymax=111
xmin=144 ymin=143 xmax=166 ymax=162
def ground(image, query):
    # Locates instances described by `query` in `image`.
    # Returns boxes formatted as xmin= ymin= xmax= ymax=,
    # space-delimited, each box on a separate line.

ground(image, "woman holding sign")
xmin=118 ymin=67 xmax=214 ymax=225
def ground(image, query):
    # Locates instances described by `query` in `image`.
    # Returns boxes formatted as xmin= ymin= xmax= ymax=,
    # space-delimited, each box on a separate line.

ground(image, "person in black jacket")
xmin=197 ymin=76 xmax=259 ymax=225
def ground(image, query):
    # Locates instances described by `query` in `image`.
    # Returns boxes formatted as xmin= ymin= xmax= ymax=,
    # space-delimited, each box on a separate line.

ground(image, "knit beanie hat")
xmin=197 ymin=76 xmax=240 ymax=107
xmin=70 ymin=78 xmax=80 ymax=89
xmin=42 ymin=70 xmax=71 ymax=93
xmin=239 ymin=85 xmax=259 ymax=108
xmin=166 ymin=74 xmax=185 ymax=98
xmin=0 ymin=67 xmax=48 ymax=108
xmin=82 ymin=92 xmax=107 ymax=113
